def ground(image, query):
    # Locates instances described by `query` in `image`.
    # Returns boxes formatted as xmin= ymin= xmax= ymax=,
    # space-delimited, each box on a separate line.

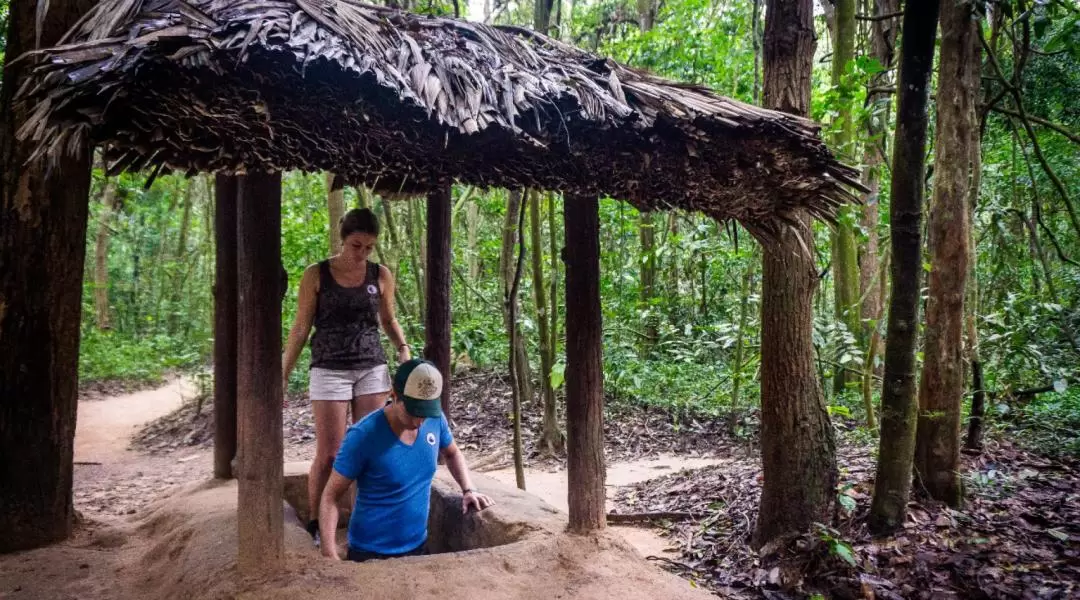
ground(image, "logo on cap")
xmin=417 ymin=376 xmax=438 ymax=399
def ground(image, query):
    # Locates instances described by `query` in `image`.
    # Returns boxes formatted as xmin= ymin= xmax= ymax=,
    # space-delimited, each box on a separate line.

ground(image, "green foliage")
xmin=70 ymin=0 xmax=1080 ymax=458
xmin=1000 ymin=388 xmax=1080 ymax=458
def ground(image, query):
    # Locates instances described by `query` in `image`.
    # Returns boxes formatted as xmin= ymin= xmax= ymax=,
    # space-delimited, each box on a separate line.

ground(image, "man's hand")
xmin=462 ymin=490 xmax=494 ymax=514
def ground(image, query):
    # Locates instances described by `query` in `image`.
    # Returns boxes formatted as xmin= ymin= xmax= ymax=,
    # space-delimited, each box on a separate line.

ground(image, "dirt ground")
xmin=0 ymin=377 xmax=717 ymax=600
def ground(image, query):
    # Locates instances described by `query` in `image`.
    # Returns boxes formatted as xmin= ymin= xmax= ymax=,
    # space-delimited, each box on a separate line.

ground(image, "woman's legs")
xmin=350 ymin=364 xmax=392 ymax=424
xmin=351 ymin=392 xmax=389 ymax=424
xmin=307 ymin=399 xmax=349 ymax=532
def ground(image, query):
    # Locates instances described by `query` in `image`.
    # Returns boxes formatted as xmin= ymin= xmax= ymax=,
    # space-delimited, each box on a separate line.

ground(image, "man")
xmin=319 ymin=358 xmax=494 ymax=561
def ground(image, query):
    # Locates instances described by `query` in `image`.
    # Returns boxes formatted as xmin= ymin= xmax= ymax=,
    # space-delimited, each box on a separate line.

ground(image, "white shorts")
xmin=309 ymin=365 xmax=391 ymax=401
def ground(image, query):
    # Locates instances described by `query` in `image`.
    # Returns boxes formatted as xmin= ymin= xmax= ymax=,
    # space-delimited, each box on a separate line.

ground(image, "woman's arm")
xmin=282 ymin=265 xmax=319 ymax=393
xmin=378 ymin=265 xmax=410 ymax=363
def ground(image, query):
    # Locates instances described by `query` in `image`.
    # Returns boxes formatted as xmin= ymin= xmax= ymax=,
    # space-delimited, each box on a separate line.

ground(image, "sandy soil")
xmin=0 ymin=379 xmax=718 ymax=600
xmin=487 ymin=456 xmax=727 ymax=558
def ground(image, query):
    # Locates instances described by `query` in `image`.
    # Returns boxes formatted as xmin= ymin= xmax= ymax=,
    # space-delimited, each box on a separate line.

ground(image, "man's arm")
xmin=440 ymin=442 xmax=494 ymax=513
xmin=318 ymin=471 xmax=353 ymax=559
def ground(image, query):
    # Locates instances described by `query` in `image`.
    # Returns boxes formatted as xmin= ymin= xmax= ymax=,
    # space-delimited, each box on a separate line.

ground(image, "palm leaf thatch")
xmin=15 ymin=0 xmax=864 ymax=235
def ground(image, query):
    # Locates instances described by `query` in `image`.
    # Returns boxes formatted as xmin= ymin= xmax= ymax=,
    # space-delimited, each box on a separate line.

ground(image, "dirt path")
xmin=71 ymin=379 xmax=716 ymax=560
xmin=75 ymin=377 xmax=195 ymax=463
xmin=486 ymin=455 xmax=728 ymax=558
xmin=73 ymin=377 xmax=213 ymax=519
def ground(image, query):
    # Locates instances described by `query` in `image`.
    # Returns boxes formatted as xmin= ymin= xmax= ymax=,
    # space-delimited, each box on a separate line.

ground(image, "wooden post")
xmin=424 ymin=184 xmax=453 ymax=420
xmin=0 ymin=0 xmax=95 ymax=553
xmin=213 ymin=174 xmax=238 ymax=479
xmin=236 ymin=171 xmax=284 ymax=570
xmin=563 ymin=193 xmax=606 ymax=532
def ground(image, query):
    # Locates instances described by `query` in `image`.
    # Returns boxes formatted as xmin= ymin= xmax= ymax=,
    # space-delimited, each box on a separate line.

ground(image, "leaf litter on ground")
xmin=611 ymin=438 xmax=1080 ymax=599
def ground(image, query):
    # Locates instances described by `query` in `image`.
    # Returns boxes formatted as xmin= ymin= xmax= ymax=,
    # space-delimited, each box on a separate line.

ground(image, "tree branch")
xmin=988 ymin=106 xmax=1080 ymax=145
xmin=981 ymin=33 xmax=1080 ymax=242
xmin=856 ymin=11 xmax=903 ymax=21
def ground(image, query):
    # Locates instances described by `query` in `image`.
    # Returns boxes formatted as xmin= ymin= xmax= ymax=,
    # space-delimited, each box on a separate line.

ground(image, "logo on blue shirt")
xmin=426 ymin=432 xmax=436 ymax=446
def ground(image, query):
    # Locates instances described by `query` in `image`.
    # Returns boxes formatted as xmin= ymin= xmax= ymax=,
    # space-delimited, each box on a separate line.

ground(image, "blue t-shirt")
xmin=332 ymin=408 xmax=453 ymax=554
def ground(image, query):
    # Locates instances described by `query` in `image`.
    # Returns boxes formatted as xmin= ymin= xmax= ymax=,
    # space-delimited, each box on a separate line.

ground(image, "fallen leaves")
xmin=612 ymin=440 xmax=1080 ymax=599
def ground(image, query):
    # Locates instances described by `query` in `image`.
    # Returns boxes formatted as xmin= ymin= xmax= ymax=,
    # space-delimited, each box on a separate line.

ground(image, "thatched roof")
xmin=16 ymin=0 xmax=863 ymax=235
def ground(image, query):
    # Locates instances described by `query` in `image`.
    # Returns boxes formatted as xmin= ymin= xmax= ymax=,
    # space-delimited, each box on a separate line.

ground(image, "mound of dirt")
xmin=2 ymin=470 xmax=715 ymax=600
xmin=612 ymin=440 xmax=1080 ymax=599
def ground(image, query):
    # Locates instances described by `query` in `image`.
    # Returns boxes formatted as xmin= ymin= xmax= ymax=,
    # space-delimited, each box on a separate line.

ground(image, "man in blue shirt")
xmin=318 ymin=358 xmax=494 ymax=561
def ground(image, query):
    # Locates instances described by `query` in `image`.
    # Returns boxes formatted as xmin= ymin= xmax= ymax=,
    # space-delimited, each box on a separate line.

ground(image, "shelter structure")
xmin=13 ymin=0 xmax=862 ymax=569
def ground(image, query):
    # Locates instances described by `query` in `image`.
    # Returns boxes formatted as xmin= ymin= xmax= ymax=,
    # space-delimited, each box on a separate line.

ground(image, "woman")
xmin=282 ymin=207 xmax=411 ymax=544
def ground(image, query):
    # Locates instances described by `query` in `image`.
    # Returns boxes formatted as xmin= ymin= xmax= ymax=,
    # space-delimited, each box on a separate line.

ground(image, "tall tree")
xmin=0 ymin=0 xmax=96 ymax=552
xmin=94 ymin=177 xmax=120 ymax=330
xmin=327 ymin=173 xmax=346 ymax=254
xmin=500 ymin=190 xmax=534 ymax=418
xmin=859 ymin=0 xmax=900 ymax=413
xmin=531 ymin=191 xmax=564 ymax=454
xmin=829 ymin=0 xmax=861 ymax=395
xmin=869 ymin=0 xmax=941 ymax=534
xmin=636 ymin=0 xmax=659 ymax=352
xmin=915 ymin=0 xmax=979 ymax=506
xmin=754 ymin=0 xmax=838 ymax=548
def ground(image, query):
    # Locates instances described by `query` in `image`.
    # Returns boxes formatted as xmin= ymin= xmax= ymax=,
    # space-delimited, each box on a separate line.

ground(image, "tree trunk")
xmin=666 ymin=212 xmax=680 ymax=301
xmin=729 ymin=253 xmax=756 ymax=431
xmin=509 ymin=194 xmax=528 ymax=489
xmin=532 ymin=191 xmax=564 ymax=455
xmin=0 ymin=0 xmax=95 ymax=553
xmin=94 ymin=178 xmax=119 ymax=330
xmin=467 ymin=200 xmax=480 ymax=280
xmin=858 ymin=0 xmax=899 ymax=367
xmin=631 ymin=0 xmax=657 ymax=361
xmin=965 ymin=121 xmax=985 ymax=451
xmin=501 ymin=190 xmax=534 ymax=416
xmin=548 ymin=193 xmax=560 ymax=372
xmin=236 ymin=171 xmax=284 ymax=571
xmin=564 ymin=194 xmax=606 ymax=533
xmin=753 ymin=0 xmax=838 ymax=549
xmin=830 ymin=0 xmax=860 ymax=395
xmin=214 ymin=175 xmax=239 ymax=480
xmin=534 ymin=0 xmax=555 ymax=33
xmin=405 ymin=198 xmax=426 ymax=314
xmin=425 ymin=185 xmax=453 ymax=420
xmin=639 ymin=211 xmax=658 ymax=350
xmin=914 ymin=0 xmax=978 ymax=508
xmin=327 ymin=173 xmax=346 ymax=254
xmin=869 ymin=0 xmax=940 ymax=535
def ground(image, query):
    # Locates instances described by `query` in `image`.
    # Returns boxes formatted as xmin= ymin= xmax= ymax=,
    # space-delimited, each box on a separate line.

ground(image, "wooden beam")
xmin=236 ymin=171 xmax=284 ymax=571
xmin=213 ymin=174 xmax=238 ymax=479
xmin=424 ymin=184 xmax=453 ymax=420
xmin=563 ymin=193 xmax=606 ymax=532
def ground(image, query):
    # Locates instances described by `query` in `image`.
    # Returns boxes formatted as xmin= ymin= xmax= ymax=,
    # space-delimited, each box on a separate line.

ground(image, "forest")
xmin=1 ymin=0 xmax=1078 ymax=597
xmin=65 ymin=0 xmax=1079 ymax=458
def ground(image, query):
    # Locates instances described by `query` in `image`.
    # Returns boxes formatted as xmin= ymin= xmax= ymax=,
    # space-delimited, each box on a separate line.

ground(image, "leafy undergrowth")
xmin=79 ymin=328 xmax=207 ymax=388
xmin=612 ymin=439 xmax=1080 ymax=599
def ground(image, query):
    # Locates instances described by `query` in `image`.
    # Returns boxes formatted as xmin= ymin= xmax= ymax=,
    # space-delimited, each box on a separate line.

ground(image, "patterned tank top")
xmin=309 ymin=260 xmax=387 ymax=370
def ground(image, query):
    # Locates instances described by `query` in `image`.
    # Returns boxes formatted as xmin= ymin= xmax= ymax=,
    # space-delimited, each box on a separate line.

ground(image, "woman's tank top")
xmin=309 ymin=260 xmax=387 ymax=370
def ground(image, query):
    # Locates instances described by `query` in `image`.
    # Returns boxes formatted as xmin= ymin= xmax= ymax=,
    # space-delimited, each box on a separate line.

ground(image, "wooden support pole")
xmin=563 ymin=194 xmax=606 ymax=533
xmin=236 ymin=171 xmax=284 ymax=571
xmin=424 ymin=184 xmax=453 ymax=420
xmin=213 ymin=174 xmax=238 ymax=480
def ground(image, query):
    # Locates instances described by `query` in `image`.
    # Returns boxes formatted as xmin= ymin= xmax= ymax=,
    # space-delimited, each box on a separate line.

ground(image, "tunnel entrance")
xmin=282 ymin=463 xmax=529 ymax=556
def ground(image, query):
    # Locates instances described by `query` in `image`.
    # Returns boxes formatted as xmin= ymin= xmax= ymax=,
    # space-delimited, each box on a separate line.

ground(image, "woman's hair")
xmin=340 ymin=207 xmax=380 ymax=239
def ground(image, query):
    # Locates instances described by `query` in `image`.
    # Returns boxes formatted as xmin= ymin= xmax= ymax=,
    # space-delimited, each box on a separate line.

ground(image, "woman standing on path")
xmin=282 ymin=207 xmax=411 ymax=544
